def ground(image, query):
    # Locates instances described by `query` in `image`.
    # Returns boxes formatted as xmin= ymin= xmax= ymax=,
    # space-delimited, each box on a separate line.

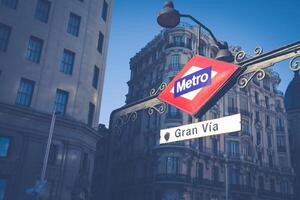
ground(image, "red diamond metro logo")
xmin=159 ymin=56 xmax=239 ymax=116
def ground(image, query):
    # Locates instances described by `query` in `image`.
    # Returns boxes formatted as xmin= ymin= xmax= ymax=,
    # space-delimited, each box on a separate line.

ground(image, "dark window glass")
xmin=88 ymin=102 xmax=95 ymax=127
xmin=97 ymin=31 xmax=104 ymax=53
xmin=166 ymin=156 xmax=180 ymax=174
xmin=101 ymin=1 xmax=108 ymax=21
xmin=16 ymin=78 xmax=35 ymax=107
xmin=67 ymin=13 xmax=81 ymax=37
xmin=229 ymin=167 xmax=239 ymax=184
xmin=212 ymin=166 xmax=219 ymax=182
xmin=173 ymin=36 xmax=183 ymax=46
xmin=0 ymin=136 xmax=10 ymax=157
xmin=0 ymin=23 xmax=11 ymax=52
xmin=227 ymin=141 xmax=239 ymax=158
xmin=60 ymin=49 xmax=75 ymax=75
xmin=270 ymin=179 xmax=275 ymax=192
xmin=256 ymin=129 xmax=261 ymax=145
xmin=167 ymin=105 xmax=181 ymax=118
xmin=34 ymin=0 xmax=51 ymax=23
xmin=26 ymin=36 xmax=43 ymax=63
xmin=81 ymin=152 xmax=89 ymax=171
xmin=48 ymin=144 xmax=58 ymax=164
xmin=259 ymin=176 xmax=264 ymax=189
xmin=1 ymin=0 xmax=18 ymax=9
xmin=0 ymin=179 xmax=7 ymax=200
xmin=196 ymin=162 xmax=203 ymax=179
xmin=92 ymin=65 xmax=99 ymax=89
xmin=171 ymin=54 xmax=180 ymax=70
xmin=54 ymin=89 xmax=69 ymax=115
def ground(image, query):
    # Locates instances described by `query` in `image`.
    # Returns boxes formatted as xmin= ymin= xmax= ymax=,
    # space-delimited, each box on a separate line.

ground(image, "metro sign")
xmin=159 ymin=56 xmax=243 ymax=117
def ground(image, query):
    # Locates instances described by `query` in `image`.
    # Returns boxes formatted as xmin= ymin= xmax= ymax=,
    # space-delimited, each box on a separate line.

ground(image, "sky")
xmin=99 ymin=0 xmax=300 ymax=126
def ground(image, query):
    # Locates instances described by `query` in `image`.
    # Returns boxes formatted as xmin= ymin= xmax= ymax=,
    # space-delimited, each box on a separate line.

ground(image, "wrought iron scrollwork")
xmin=148 ymin=102 xmax=167 ymax=115
xmin=149 ymin=82 xmax=167 ymax=96
xmin=254 ymin=46 xmax=263 ymax=56
xmin=237 ymin=69 xmax=266 ymax=88
xmin=289 ymin=56 xmax=300 ymax=71
xmin=234 ymin=50 xmax=246 ymax=63
xmin=113 ymin=111 xmax=137 ymax=130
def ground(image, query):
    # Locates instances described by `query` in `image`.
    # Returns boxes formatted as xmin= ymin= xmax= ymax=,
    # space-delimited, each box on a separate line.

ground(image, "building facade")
xmin=285 ymin=70 xmax=300 ymax=200
xmin=104 ymin=23 xmax=294 ymax=200
xmin=0 ymin=0 xmax=112 ymax=199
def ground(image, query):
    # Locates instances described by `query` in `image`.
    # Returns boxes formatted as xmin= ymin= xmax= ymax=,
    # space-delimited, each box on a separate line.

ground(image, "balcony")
xmin=156 ymin=173 xmax=191 ymax=183
xmin=240 ymin=109 xmax=251 ymax=117
xmin=227 ymin=152 xmax=241 ymax=161
xmin=193 ymin=178 xmax=224 ymax=188
xmin=166 ymin=42 xmax=192 ymax=50
xmin=228 ymin=107 xmax=238 ymax=114
xmin=230 ymin=184 xmax=255 ymax=193
xmin=276 ymin=126 xmax=285 ymax=131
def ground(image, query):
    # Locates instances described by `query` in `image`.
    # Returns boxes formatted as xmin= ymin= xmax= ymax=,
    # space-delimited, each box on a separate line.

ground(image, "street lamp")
xmin=157 ymin=1 xmax=234 ymax=62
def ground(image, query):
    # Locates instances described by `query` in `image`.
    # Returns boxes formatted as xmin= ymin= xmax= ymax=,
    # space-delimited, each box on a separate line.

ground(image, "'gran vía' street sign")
xmin=160 ymin=114 xmax=241 ymax=144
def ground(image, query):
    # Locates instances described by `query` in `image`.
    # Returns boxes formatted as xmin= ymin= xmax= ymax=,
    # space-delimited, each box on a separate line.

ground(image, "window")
xmin=258 ymin=176 xmax=264 ymax=189
xmin=101 ymin=0 xmax=108 ymax=21
xmin=171 ymin=54 xmax=180 ymax=70
xmin=229 ymin=167 xmax=239 ymax=184
xmin=60 ymin=49 xmax=75 ymax=75
xmin=212 ymin=139 xmax=218 ymax=155
xmin=267 ymin=133 xmax=272 ymax=147
xmin=34 ymin=0 xmax=51 ymax=23
xmin=92 ymin=65 xmax=99 ymax=89
xmin=277 ymin=135 xmax=286 ymax=152
xmin=168 ymin=105 xmax=180 ymax=118
xmin=255 ymin=91 xmax=260 ymax=105
xmin=269 ymin=154 xmax=273 ymax=168
xmin=0 ymin=179 xmax=7 ymax=200
xmin=227 ymin=141 xmax=239 ymax=158
xmin=97 ymin=31 xmax=104 ymax=53
xmin=196 ymin=162 xmax=203 ymax=179
xmin=166 ymin=156 xmax=180 ymax=174
xmin=16 ymin=78 xmax=35 ymax=107
xmin=256 ymin=129 xmax=261 ymax=145
xmin=67 ymin=13 xmax=81 ymax=37
xmin=270 ymin=179 xmax=275 ymax=191
xmin=0 ymin=136 xmax=10 ymax=157
xmin=26 ymin=36 xmax=43 ymax=63
xmin=88 ymin=103 xmax=95 ymax=126
xmin=1 ymin=0 xmax=18 ymax=9
xmin=48 ymin=144 xmax=58 ymax=164
xmin=54 ymin=89 xmax=69 ymax=115
xmin=212 ymin=166 xmax=219 ymax=182
xmin=255 ymin=111 xmax=260 ymax=122
xmin=265 ymin=96 xmax=270 ymax=109
xmin=173 ymin=36 xmax=183 ymax=46
xmin=198 ymin=138 xmax=203 ymax=152
xmin=241 ymin=121 xmax=249 ymax=135
xmin=81 ymin=152 xmax=89 ymax=171
xmin=0 ymin=23 xmax=11 ymax=52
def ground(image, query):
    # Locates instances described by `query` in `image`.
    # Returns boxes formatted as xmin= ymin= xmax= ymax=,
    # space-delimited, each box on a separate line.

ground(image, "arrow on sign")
xmin=160 ymin=114 xmax=241 ymax=144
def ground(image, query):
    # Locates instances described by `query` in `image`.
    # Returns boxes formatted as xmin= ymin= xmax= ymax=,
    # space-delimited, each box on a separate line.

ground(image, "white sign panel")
xmin=160 ymin=114 xmax=241 ymax=144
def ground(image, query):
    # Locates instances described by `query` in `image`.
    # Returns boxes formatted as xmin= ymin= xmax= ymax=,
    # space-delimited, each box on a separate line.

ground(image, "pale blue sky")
xmin=100 ymin=0 xmax=300 ymax=126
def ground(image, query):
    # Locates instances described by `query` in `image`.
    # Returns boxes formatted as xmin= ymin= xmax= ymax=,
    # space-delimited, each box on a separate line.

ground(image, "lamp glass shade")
xmin=157 ymin=1 xmax=180 ymax=28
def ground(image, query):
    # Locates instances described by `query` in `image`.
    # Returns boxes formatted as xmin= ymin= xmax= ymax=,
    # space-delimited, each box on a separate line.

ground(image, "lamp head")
xmin=157 ymin=1 xmax=180 ymax=28
xmin=215 ymin=41 xmax=234 ymax=63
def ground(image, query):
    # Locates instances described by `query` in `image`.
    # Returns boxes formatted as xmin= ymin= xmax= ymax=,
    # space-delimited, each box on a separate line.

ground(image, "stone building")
xmin=103 ymin=23 xmax=295 ymax=200
xmin=0 ymin=0 xmax=112 ymax=199
xmin=285 ymin=70 xmax=300 ymax=200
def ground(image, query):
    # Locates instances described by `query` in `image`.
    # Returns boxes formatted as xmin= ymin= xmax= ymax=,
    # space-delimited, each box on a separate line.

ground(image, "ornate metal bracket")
xmin=111 ymin=82 xmax=168 ymax=129
xmin=235 ymin=41 xmax=300 ymax=88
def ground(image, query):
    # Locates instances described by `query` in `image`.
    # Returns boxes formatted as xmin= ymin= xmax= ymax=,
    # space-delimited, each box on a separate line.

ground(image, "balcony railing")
xmin=156 ymin=173 xmax=191 ymax=183
xmin=193 ymin=178 xmax=224 ymax=188
xmin=166 ymin=42 xmax=192 ymax=50
xmin=276 ymin=126 xmax=285 ymax=131
xmin=230 ymin=184 xmax=255 ymax=193
xmin=228 ymin=107 xmax=238 ymax=114
xmin=240 ymin=109 xmax=251 ymax=117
